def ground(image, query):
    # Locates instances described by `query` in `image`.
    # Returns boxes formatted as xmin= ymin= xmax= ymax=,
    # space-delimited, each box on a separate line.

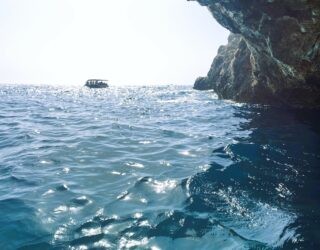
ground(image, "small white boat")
xmin=85 ymin=79 xmax=109 ymax=88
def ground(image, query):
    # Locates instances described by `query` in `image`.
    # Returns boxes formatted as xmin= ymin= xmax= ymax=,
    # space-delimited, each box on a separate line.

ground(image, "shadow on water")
xmin=186 ymin=106 xmax=320 ymax=249
xmin=0 ymin=199 xmax=51 ymax=250
xmin=49 ymin=106 xmax=320 ymax=250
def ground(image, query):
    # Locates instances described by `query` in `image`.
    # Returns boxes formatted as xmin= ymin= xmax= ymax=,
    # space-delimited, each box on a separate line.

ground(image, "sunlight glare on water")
xmin=0 ymin=85 xmax=319 ymax=249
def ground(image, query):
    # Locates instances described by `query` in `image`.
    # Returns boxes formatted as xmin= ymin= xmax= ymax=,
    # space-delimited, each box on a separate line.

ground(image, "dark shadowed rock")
xmin=191 ymin=0 xmax=320 ymax=107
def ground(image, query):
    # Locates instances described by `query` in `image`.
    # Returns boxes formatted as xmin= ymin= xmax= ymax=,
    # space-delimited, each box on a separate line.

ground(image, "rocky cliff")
xmin=191 ymin=0 xmax=320 ymax=107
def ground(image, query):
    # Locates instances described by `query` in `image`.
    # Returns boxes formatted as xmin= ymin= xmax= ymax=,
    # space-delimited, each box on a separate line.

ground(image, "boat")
xmin=85 ymin=79 xmax=109 ymax=88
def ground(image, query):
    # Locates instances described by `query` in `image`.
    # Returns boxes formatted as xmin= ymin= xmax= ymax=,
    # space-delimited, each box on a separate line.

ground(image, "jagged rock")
xmin=191 ymin=0 xmax=320 ymax=107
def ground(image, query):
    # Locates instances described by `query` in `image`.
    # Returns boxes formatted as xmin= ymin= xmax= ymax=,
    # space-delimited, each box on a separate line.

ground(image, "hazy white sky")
xmin=0 ymin=0 xmax=228 ymax=86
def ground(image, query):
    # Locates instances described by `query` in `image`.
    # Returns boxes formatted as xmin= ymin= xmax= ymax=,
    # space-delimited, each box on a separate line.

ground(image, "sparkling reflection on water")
xmin=0 ymin=85 xmax=319 ymax=249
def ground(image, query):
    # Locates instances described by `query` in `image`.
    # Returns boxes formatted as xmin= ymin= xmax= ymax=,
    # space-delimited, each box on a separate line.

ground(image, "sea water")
xmin=0 ymin=85 xmax=319 ymax=249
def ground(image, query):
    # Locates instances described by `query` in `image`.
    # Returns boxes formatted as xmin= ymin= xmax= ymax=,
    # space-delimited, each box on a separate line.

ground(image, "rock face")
xmin=192 ymin=0 xmax=320 ymax=107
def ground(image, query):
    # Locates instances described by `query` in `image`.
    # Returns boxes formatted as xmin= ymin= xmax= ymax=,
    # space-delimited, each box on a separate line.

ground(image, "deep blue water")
xmin=0 ymin=85 xmax=319 ymax=250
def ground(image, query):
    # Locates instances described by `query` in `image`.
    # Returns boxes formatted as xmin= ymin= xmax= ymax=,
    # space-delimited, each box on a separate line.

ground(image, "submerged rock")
xmin=85 ymin=79 xmax=109 ymax=88
xmin=191 ymin=0 xmax=320 ymax=107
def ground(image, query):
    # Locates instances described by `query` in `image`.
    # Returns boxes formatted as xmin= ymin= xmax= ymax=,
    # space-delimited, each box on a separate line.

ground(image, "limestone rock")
xmin=191 ymin=0 xmax=320 ymax=107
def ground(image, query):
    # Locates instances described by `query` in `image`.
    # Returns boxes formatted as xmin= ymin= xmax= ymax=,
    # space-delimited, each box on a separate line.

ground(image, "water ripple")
xmin=0 ymin=85 xmax=319 ymax=249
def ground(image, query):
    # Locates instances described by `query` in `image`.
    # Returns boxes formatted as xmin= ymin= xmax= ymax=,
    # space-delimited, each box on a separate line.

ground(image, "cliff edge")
xmin=192 ymin=0 xmax=320 ymax=107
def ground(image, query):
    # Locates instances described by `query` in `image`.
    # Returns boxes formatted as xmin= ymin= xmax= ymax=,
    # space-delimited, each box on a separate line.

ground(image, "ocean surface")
xmin=0 ymin=85 xmax=319 ymax=250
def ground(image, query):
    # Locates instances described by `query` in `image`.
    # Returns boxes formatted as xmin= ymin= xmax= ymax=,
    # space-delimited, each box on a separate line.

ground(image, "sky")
xmin=0 ymin=0 xmax=229 ymax=86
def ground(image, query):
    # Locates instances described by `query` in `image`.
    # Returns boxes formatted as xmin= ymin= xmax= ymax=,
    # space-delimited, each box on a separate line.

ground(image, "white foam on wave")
xmin=151 ymin=179 xmax=178 ymax=194
xmin=125 ymin=162 xmax=144 ymax=168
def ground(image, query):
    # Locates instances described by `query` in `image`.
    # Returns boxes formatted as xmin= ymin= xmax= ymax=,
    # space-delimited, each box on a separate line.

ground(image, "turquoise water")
xmin=0 ymin=85 xmax=319 ymax=249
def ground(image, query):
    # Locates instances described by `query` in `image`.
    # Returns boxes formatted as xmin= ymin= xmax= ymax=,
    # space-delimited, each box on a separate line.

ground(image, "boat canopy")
xmin=86 ymin=79 xmax=108 ymax=84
